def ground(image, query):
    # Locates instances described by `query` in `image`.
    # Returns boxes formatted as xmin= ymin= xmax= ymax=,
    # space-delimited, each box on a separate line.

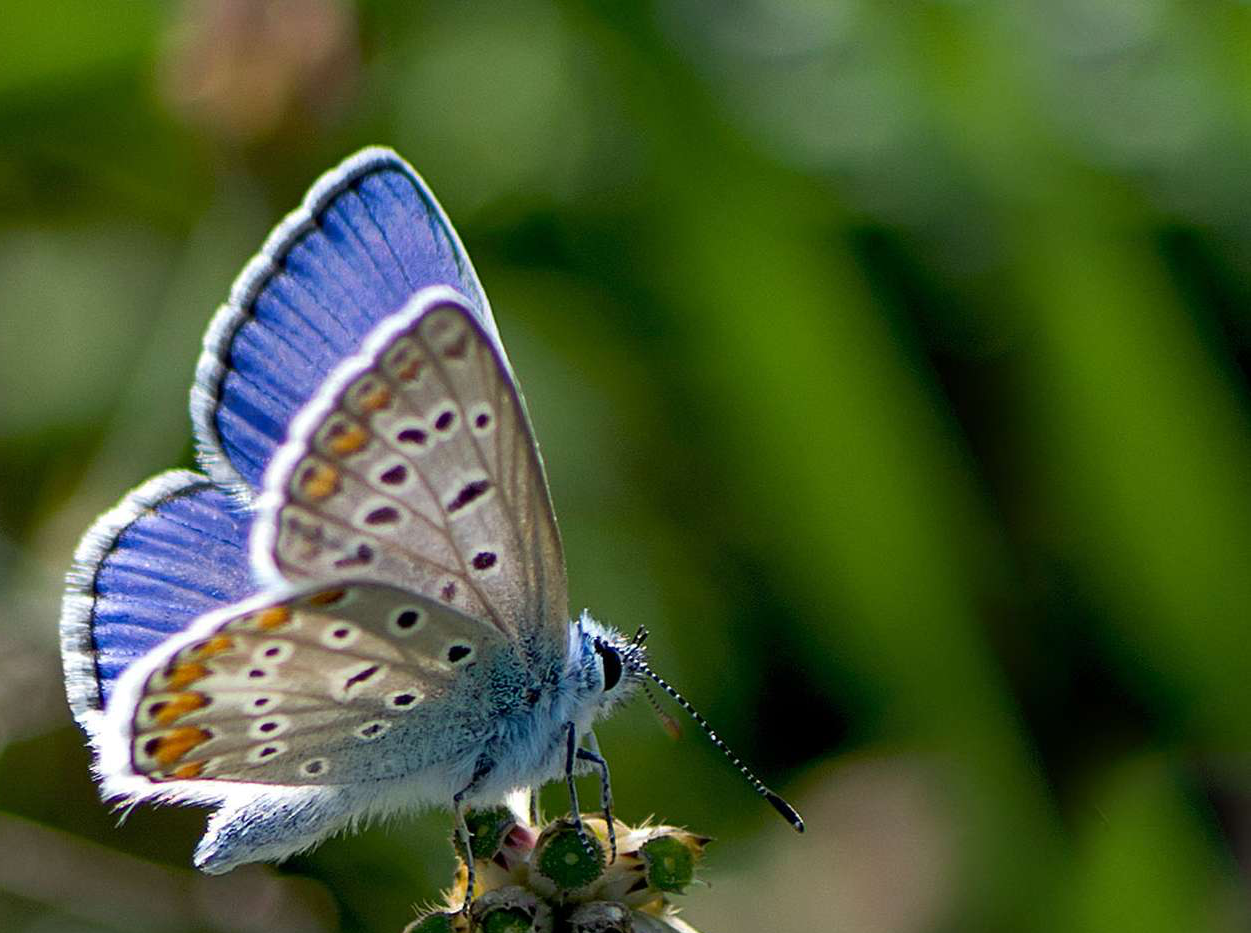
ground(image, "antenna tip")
xmin=764 ymin=790 xmax=805 ymax=833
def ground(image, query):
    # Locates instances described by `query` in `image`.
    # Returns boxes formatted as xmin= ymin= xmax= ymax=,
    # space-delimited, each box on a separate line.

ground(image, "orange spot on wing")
xmin=165 ymin=662 xmax=208 ymax=690
xmin=151 ymin=727 xmax=211 ymax=767
xmin=189 ymin=635 xmax=233 ymax=659
xmin=172 ymin=760 xmax=205 ymax=779
xmin=307 ymin=588 xmax=346 ymax=606
xmin=357 ymin=384 xmax=391 ymax=412
xmin=154 ymin=692 xmax=207 ymax=725
xmin=328 ymin=424 xmax=369 ymax=456
xmin=257 ymin=606 xmax=292 ymax=630
xmin=301 ymin=463 xmax=340 ymax=500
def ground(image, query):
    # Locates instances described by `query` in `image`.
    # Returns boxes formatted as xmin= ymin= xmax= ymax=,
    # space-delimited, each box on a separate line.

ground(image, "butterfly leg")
xmin=576 ymin=730 xmax=616 ymax=863
xmin=451 ymin=797 xmax=476 ymax=914
xmin=452 ymin=758 xmax=494 ymax=913
xmin=563 ymin=721 xmax=596 ymax=859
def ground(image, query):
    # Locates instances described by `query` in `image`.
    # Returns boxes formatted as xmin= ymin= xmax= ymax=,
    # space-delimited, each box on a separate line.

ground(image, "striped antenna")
xmin=634 ymin=661 xmax=804 ymax=832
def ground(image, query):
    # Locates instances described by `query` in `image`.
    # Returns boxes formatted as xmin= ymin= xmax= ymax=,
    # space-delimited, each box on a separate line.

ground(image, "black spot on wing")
xmin=365 ymin=506 xmax=399 ymax=525
xmin=379 ymin=464 xmax=407 ymax=485
xmin=345 ymin=664 xmax=380 ymax=688
xmin=447 ymin=479 xmax=490 ymax=513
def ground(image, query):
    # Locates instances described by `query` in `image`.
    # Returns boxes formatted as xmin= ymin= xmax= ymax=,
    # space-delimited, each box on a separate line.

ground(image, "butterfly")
xmin=60 ymin=147 xmax=801 ymax=902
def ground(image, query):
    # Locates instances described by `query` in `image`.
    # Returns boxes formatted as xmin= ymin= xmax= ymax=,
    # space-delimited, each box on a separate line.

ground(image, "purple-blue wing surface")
xmin=192 ymin=147 xmax=494 ymax=494
xmin=61 ymin=471 xmax=255 ymax=721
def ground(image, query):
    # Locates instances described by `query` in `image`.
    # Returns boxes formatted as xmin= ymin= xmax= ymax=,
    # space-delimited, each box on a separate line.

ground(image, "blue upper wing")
xmin=191 ymin=147 xmax=495 ymax=493
xmin=61 ymin=471 xmax=255 ymax=720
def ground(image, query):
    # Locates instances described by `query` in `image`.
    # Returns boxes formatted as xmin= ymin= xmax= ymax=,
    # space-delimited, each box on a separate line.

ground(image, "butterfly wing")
xmin=66 ymin=151 xmax=575 ymax=875
xmin=251 ymin=288 xmax=568 ymax=642
xmin=61 ymin=470 xmax=256 ymax=728
xmin=104 ymin=581 xmax=511 ymax=788
xmin=193 ymin=147 xmax=503 ymax=495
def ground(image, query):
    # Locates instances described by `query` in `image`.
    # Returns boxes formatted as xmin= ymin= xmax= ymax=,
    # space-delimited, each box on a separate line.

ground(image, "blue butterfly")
xmin=60 ymin=148 xmax=801 ymax=900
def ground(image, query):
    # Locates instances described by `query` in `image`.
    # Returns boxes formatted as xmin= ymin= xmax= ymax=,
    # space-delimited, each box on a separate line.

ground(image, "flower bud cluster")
xmin=405 ymin=806 xmax=709 ymax=933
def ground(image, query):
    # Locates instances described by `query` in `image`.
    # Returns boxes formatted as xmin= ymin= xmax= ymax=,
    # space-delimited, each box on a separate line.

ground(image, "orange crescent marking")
xmin=329 ymin=424 xmax=369 ymax=456
xmin=358 ymin=385 xmax=391 ymax=412
xmin=152 ymin=727 xmax=211 ymax=767
xmin=308 ymin=588 xmax=347 ymax=606
xmin=172 ymin=760 xmax=206 ymax=779
xmin=165 ymin=662 xmax=209 ymax=690
xmin=154 ymin=692 xmax=207 ymax=725
xmin=257 ymin=606 xmax=292 ymax=630
xmin=190 ymin=635 xmax=234 ymax=659
xmin=302 ymin=463 xmax=340 ymax=501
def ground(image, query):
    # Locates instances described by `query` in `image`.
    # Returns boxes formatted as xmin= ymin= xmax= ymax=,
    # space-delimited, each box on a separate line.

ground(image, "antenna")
xmin=636 ymin=662 xmax=804 ymax=833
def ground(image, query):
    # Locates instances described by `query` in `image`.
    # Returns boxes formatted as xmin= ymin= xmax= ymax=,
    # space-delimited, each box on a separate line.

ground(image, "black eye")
xmin=595 ymin=641 xmax=622 ymax=692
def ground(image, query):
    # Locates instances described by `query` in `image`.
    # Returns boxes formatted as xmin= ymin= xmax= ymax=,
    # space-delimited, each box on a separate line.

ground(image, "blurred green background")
xmin=4 ymin=1 xmax=1251 ymax=931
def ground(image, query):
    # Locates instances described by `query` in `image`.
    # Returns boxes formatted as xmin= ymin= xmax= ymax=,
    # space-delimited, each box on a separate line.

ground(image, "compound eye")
xmin=594 ymin=641 xmax=623 ymax=692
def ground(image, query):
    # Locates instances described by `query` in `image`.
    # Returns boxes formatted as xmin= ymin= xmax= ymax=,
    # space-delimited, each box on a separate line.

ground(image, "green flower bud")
xmin=422 ymin=815 xmax=709 ymax=933
xmin=594 ymin=824 xmax=709 ymax=908
xmin=531 ymin=819 xmax=606 ymax=894
xmin=639 ymin=833 xmax=706 ymax=894
xmin=455 ymin=805 xmax=519 ymax=864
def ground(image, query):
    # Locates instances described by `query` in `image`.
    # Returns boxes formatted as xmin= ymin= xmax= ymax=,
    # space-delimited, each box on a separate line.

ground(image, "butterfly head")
xmin=573 ymin=614 xmax=648 ymax=716
xmin=593 ymin=625 xmax=649 ymax=693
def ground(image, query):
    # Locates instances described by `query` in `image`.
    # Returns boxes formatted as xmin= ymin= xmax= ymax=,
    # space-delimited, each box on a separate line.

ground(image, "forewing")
xmin=193 ymin=147 xmax=502 ymax=494
xmin=121 ymin=582 xmax=508 ymax=785
xmin=252 ymin=288 xmax=568 ymax=640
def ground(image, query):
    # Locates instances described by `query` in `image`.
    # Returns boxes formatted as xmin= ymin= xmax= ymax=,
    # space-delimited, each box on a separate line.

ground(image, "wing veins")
xmin=308 ymin=450 xmax=449 ymax=540
xmin=280 ymin=259 xmax=366 ymax=344
xmin=355 ymin=187 xmax=417 ymax=294
xmin=335 ymin=192 xmax=403 ymax=305
xmin=262 ymin=285 xmax=345 ymax=353
xmin=372 ymin=363 xmax=509 ymax=633
xmin=416 ymin=327 xmax=534 ymax=602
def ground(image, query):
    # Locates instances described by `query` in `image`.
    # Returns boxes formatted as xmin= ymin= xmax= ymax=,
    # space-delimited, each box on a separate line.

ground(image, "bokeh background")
xmin=4 ymin=1 xmax=1251 ymax=931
